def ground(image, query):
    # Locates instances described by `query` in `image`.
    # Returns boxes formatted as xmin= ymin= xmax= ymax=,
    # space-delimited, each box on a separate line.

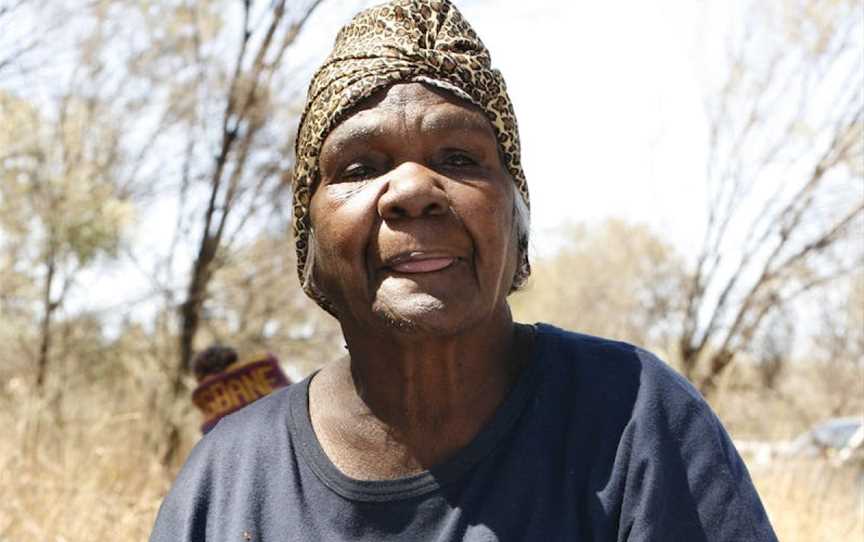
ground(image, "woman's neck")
xmin=309 ymin=310 xmax=533 ymax=479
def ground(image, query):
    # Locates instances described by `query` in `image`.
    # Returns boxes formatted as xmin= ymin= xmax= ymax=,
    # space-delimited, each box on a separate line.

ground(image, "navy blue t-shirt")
xmin=150 ymin=324 xmax=777 ymax=541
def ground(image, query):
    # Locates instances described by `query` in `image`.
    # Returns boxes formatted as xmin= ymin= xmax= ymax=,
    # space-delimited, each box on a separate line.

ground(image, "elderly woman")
xmin=151 ymin=1 xmax=777 ymax=540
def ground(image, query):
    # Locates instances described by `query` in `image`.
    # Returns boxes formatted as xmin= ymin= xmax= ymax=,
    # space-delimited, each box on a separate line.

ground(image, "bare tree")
xmin=512 ymin=219 xmax=686 ymax=353
xmin=0 ymin=0 xmax=39 ymax=76
xmin=679 ymin=0 xmax=863 ymax=392
xmin=127 ymin=0 xmax=327 ymax=464
xmin=0 ymin=76 xmax=133 ymax=391
xmin=809 ymin=273 xmax=864 ymax=416
xmin=176 ymin=0 xmax=326 ymax=381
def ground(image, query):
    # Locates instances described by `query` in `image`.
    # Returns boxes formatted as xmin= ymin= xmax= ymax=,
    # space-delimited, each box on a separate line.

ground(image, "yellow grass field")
xmin=751 ymin=462 xmax=863 ymax=541
xmin=0 ymin=364 xmax=861 ymax=541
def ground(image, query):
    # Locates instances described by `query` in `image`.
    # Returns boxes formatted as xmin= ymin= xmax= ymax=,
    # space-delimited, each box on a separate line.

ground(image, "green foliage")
xmin=0 ymin=92 xmax=134 ymax=268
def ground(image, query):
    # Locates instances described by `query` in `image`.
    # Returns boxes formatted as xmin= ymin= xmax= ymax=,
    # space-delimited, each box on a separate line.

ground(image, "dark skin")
xmin=307 ymin=83 xmax=532 ymax=480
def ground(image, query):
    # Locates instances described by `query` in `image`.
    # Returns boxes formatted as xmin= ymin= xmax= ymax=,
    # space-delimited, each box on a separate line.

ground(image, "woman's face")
xmin=309 ymin=83 xmax=518 ymax=335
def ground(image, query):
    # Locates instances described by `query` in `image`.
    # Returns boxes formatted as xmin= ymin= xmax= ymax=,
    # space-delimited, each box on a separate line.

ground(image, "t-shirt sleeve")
xmin=149 ymin=435 xmax=216 ymax=542
xmin=615 ymin=353 xmax=778 ymax=542
xmin=149 ymin=386 xmax=300 ymax=542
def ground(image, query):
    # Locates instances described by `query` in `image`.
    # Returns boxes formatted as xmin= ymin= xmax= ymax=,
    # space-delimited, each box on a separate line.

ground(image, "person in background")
xmin=191 ymin=345 xmax=291 ymax=434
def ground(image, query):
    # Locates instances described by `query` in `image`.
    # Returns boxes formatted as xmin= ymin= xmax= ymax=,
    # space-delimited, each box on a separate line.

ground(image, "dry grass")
xmin=752 ymin=461 xmax=863 ymax=542
xmin=710 ymin=361 xmax=864 ymax=441
xmin=0 ymin=361 xmax=860 ymax=540
xmin=712 ymin=361 xmax=864 ymax=539
xmin=0 ymin=375 xmax=199 ymax=541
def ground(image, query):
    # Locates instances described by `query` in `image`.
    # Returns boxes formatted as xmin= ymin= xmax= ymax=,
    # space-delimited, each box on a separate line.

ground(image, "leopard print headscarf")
xmin=293 ymin=0 xmax=530 ymax=314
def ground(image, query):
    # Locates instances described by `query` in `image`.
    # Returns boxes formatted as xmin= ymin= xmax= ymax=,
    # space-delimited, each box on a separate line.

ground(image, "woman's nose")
xmin=377 ymin=163 xmax=449 ymax=220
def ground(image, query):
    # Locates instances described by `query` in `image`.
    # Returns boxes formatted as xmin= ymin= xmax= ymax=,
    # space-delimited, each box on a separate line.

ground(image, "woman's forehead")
xmin=323 ymin=83 xmax=495 ymax=150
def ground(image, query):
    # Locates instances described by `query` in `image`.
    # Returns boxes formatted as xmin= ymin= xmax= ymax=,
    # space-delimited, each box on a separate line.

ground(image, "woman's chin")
xmin=370 ymin=293 xmax=475 ymax=336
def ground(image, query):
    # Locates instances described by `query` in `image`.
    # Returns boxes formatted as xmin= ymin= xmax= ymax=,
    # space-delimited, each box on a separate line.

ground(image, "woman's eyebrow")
xmin=322 ymin=123 xmax=385 ymax=156
xmin=421 ymin=111 xmax=495 ymax=137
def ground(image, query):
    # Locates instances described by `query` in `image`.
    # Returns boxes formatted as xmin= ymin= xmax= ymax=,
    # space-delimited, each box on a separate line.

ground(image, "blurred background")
xmin=0 ymin=0 xmax=861 ymax=539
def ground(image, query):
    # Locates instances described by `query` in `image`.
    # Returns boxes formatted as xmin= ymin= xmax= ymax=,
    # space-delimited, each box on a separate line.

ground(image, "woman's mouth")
xmin=387 ymin=253 xmax=457 ymax=274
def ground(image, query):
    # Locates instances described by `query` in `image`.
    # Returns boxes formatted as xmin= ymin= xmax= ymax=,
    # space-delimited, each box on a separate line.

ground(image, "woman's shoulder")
xmin=183 ymin=380 xmax=304 ymax=471
xmin=531 ymin=322 xmax=706 ymax=411
xmin=151 ymin=381 xmax=309 ymax=541
xmin=153 ymin=383 xmax=304 ymax=518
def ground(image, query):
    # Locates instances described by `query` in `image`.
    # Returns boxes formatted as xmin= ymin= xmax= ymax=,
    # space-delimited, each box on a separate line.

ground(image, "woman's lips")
xmin=388 ymin=255 xmax=456 ymax=273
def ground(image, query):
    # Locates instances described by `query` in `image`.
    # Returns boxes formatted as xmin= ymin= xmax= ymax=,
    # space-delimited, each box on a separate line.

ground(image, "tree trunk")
xmin=36 ymin=257 xmax=56 ymax=390
xmin=177 ymin=236 xmax=218 ymax=381
xmin=160 ymin=0 xmax=327 ymax=466
xmin=161 ymin=236 xmax=218 ymax=466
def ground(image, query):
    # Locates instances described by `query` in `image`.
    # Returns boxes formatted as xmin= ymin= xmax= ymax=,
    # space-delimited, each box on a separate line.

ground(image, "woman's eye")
xmin=443 ymin=152 xmax=477 ymax=168
xmin=341 ymin=163 xmax=375 ymax=180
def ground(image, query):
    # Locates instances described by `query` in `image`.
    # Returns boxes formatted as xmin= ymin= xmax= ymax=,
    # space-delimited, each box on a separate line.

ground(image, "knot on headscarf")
xmin=292 ymin=0 xmax=530 ymax=314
